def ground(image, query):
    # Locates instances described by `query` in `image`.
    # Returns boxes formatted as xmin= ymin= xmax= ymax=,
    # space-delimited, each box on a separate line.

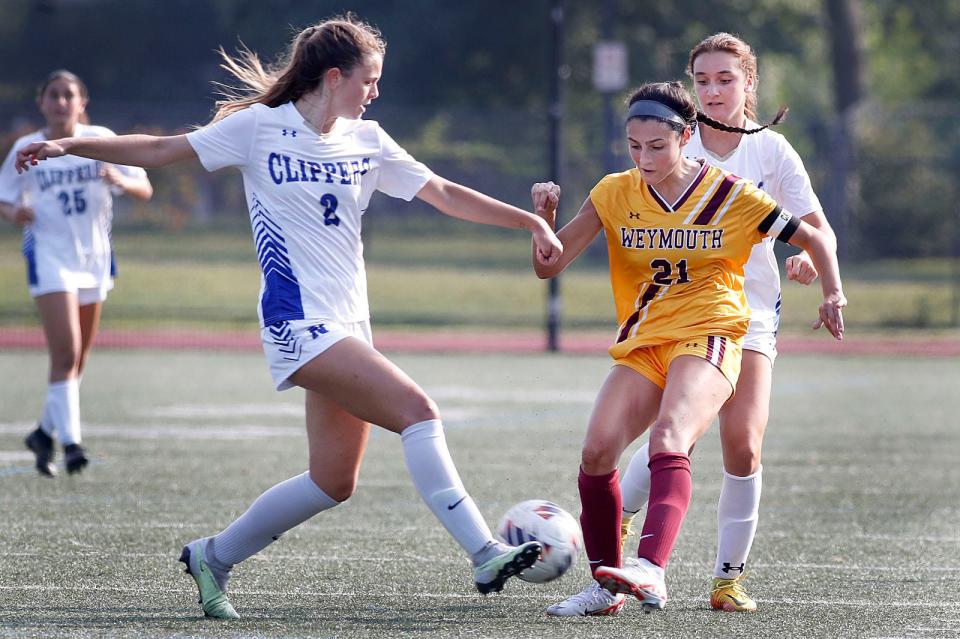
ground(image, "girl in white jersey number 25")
xmin=0 ymin=70 xmax=153 ymax=477
xmin=17 ymin=17 xmax=562 ymax=620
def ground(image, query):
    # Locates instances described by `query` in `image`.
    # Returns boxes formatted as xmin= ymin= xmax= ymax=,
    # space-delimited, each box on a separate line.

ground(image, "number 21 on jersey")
xmin=651 ymin=258 xmax=690 ymax=285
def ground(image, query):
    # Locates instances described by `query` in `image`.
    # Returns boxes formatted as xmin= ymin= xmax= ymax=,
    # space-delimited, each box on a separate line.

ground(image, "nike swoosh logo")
xmin=638 ymin=534 xmax=655 ymax=541
xmin=588 ymin=559 xmax=603 ymax=565
xmin=726 ymin=594 xmax=747 ymax=607
xmin=447 ymin=496 xmax=467 ymax=510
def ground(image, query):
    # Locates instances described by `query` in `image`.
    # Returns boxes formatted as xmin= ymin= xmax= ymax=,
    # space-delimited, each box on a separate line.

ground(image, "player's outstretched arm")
xmin=530 ymin=194 xmax=602 ymax=279
xmin=416 ymin=175 xmax=562 ymax=266
xmin=786 ymin=221 xmax=846 ymax=340
xmin=16 ymin=134 xmax=196 ymax=173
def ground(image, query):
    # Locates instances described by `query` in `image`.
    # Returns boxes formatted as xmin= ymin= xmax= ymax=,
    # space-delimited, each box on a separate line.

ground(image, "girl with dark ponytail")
xmin=618 ymin=34 xmax=838 ymax=615
xmin=531 ymin=79 xmax=845 ymax=616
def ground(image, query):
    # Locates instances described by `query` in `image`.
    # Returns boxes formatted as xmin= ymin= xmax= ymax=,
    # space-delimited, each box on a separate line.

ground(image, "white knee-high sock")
xmin=714 ymin=467 xmax=762 ymax=578
xmin=46 ymin=379 xmax=81 ymax=445
xmin=38 ymin=400 xmax=54 ymax=437
xmin=209 ymin=471 xmax=339 ymax=568
xmin=620 ymin=442 xmax=651 ymax=516
xmin=401 ymin=419 xmax=493 ymax=557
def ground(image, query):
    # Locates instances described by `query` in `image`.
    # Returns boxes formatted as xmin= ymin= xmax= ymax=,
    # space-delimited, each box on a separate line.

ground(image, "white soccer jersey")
xmin=0 ymin=124 xmax=145 ymax=293
xmin=685 ymin=121 xmax=822 ymax=336
xmin=187 ymin=102 xmax=434 ymax=327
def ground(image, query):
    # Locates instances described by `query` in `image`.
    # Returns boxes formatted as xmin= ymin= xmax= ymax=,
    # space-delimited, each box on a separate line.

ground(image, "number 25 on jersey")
xmin=59 ymin=189 xmax=87 ymax=216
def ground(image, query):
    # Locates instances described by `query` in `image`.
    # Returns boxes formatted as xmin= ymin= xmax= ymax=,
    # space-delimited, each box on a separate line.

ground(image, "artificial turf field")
xmin=1 ymin=349 xmax=958 ymax=638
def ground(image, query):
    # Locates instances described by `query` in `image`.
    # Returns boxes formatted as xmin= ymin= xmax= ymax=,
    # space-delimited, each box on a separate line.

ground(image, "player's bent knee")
xmin=309 ymin=471 xmax=356 ymax=503
xmin=647 ymin=417 xmax=692 ymax=454
xmin=724 ymin=443 xmax=761 ymax=476
xmin=48 ymin=346 xmax=82 ymax=376
xmin=581 ymin=443 xmax=619 ymax=475
xmin=399 ymin=393 xmax=440 ymax=426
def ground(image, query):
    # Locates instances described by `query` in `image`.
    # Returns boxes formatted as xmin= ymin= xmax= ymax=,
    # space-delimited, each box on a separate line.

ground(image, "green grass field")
xmin=1 ymin=350 xmax=959 ymax=638
xmin=1 ymin=228 xmax=958 ymax=333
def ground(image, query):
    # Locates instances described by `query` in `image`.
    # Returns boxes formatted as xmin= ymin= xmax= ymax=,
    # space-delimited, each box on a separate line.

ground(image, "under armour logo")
xmin=722 ymin=562 xmax=745 ymax=574
xmin=629 ymin=212 xmax=641 ymax=219
xmin=282 ymin=129 xmax=297 ymax=137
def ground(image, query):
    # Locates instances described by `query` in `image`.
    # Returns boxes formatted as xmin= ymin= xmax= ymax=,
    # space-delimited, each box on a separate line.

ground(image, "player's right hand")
xmin=15 ymin=141 xmax=66 ymax=173
xmin=10 ymin=205 xmax=35 ymax=227
xmin=531 ymin=181 xmax=560 ymax=223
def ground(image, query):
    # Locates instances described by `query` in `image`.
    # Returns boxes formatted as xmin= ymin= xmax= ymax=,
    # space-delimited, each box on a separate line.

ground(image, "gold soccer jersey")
xmin=589 ymin=162 xmax=799 ymax=359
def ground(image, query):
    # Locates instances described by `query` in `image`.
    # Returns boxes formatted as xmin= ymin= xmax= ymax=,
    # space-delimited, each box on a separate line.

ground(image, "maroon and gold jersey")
xmin=589 ymin=161 xmax=799 ymax=358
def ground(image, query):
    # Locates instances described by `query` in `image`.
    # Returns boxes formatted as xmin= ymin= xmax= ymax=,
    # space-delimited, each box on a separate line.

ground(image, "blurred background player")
xmin=618 ymin=33 xmax=837 ymax=613
xmin=530 ymin=81 xmax=844 ymax=615
xmin=16 ymin=16 xmax=560 ymax=619
xmin=0 ymin=69 xmax=153 ymax=477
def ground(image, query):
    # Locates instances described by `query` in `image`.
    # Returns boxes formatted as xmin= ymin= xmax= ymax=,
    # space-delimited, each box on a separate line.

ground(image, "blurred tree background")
xmin=0 ymin=0 xmax=957 ymax=331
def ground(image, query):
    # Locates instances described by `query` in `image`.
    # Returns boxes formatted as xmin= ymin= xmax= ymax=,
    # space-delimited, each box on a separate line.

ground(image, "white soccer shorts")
xmin=262 ymin=318 xmax=373 ymax=391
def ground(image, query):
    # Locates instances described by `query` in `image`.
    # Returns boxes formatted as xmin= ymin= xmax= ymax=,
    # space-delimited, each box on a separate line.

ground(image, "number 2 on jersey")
xmin=58 ymin=189 xmax=87 ymax=216
xmin=651 ymin=258 xmax=690 ymax=285
xmin=320 ymin=193 xmax=340 ymax=227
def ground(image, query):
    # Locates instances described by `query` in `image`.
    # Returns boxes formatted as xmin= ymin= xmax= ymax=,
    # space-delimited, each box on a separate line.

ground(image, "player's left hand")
xmin=813 ymin=291 xmax=846 ymax=340
xmin=532 ymin=218 xmax=563 ymax=266
xmin=786 ymin=252 xmax=818 ymax=285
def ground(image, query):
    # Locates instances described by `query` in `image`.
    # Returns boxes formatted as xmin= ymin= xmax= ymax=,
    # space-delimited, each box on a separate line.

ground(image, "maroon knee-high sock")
xmin=636 ymin=452 xmax=692 ymax=569
xmin=578 ymin=467 xmax=622 ymax=577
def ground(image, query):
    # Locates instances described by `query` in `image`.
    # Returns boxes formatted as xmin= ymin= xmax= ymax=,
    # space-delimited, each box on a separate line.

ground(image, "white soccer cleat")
xmin=594 ymin=557 xmax=667 ymax=612
xmin=545 ymin=579 xmax=626 ymax=616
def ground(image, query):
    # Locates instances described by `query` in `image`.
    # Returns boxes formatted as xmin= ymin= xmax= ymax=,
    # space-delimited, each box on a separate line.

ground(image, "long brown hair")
xmin=626 ymin=81 xmax=782 ymax=136
xmin=687 ymin=32 xmax=787 ymax=127
xmin=211 ymin=15 xmax=385 ymax=122
xmin=37 ymin=69 xmax=90 ymax=125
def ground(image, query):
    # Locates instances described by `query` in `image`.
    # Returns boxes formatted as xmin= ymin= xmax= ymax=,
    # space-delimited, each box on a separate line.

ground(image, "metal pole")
xmin=601 ymin=0 xmax=617 ymax=176
xmin=546 ymin=0 xmax=564 ymax=352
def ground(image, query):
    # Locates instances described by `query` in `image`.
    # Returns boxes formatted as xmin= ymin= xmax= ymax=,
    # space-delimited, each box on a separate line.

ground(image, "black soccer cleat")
xmin=24 ymin=426 xmax=57 ymax=477
xmin=64 ymin=443 xmax=89 ymax=474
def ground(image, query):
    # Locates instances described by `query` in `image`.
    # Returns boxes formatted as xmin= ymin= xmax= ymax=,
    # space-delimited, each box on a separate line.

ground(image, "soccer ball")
xmin=495 ymin=499 xmax=581 ymax=583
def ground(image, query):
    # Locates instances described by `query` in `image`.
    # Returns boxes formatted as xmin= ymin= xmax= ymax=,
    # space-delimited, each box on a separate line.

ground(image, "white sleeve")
xmin=375 ymin=126 xmax=434 ymax=200
xmin=186 ymin=108 xmax=257 ymax=172
xmin=0 ymin=142 xmax=23 ymax=206
xmin=770 ymin=136 xmax=822 ymax=218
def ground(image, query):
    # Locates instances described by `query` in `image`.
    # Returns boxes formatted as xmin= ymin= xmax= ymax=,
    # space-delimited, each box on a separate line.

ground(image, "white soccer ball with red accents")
xmin=495 ymin=499 xmax=581 ymax=583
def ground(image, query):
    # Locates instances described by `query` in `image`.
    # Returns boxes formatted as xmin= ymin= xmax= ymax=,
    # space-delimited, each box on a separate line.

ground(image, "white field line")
xmin=0 ymin=583 xmax=957 ymax=609
xmin=1 ymin=550 xmax=958 ymax=575
xmin=138 ymin=390 xmax=595 ymax=421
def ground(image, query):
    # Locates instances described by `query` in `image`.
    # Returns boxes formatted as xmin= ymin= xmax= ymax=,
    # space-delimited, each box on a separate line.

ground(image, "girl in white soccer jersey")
xmin=0 ymin=70 xmax=153 ymax=477
xmin=538 ymin=33 xmax=838 ymax=616
xmin=18 ymin=17 xmax=559 ymax=619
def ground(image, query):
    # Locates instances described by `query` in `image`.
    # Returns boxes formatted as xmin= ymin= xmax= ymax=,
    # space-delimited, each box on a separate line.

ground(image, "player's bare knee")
xmin=309 ymin=470 xmax=356 ymax=503
xmin=724 ymin=443 xmax=761 ymax=476
xmin=648 ymin=417 xmax=690 ymax=454
xmin=401 ymin=392 xmax=440 ymax=426
xmin=48 ymin=345 xmax=81 ymax=377
xmin=581 ymin=442 xmax=618 ymax=475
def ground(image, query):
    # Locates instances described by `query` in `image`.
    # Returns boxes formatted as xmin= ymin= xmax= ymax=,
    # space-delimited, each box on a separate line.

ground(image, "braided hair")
xmin=626 ymin=81 xmax=786 ymax=136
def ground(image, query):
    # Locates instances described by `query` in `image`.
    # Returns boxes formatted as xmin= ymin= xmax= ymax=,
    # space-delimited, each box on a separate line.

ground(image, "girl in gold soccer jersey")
xmin=617 ymin=33 xmax=838 ymax=614
xmin=532 ymin=81 xmax=845 ymax=614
